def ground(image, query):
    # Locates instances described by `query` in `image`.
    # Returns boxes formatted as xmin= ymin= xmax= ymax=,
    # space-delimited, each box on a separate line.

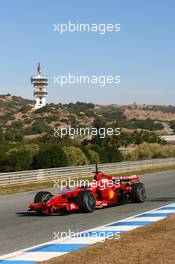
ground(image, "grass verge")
xmin=1 ymin=165 xmax=175 ymax=196
xmin=41 ymin=215 xmax=175 ymax=264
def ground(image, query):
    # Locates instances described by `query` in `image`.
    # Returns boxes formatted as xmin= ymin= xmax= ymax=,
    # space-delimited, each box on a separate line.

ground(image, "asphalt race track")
xmin=0 ymin=169 xmax=175 ymax=256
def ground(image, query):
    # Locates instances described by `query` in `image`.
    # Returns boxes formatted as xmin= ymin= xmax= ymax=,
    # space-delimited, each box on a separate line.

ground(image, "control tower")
xmin=31 ymin=63 xmax=48 ymax=109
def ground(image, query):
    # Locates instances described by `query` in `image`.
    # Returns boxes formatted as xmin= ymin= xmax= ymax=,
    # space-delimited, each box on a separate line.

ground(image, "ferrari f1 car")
xmin=28 ymin=165 xmax=146 ymax=215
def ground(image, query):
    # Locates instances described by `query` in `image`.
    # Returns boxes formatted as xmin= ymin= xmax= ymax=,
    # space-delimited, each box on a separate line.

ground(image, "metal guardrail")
xmin=0 ymin=158 xmax=175 ymax=186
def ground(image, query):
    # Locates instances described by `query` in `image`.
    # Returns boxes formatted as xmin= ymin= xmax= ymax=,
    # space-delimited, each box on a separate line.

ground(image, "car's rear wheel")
xmin=34 ymin=191 xmax=52 ymax=203
xmin=76 ymin=190 xmax=96 ymax=213
xmin=131 ymin=183 xmax=146 ymax=203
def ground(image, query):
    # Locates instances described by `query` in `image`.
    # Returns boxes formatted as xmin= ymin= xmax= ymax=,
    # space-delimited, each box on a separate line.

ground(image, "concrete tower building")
xmin=31 ymin=63 xmax=48 ymax=109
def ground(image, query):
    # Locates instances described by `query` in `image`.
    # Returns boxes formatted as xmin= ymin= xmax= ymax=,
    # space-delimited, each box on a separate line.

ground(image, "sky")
xmin=0 ymin=0 xmax=175 ymax=105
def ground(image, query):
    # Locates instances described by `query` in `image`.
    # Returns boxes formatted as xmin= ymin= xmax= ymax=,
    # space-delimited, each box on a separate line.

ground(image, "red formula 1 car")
xmin=28 ymin=165 xmax=146 ymax=215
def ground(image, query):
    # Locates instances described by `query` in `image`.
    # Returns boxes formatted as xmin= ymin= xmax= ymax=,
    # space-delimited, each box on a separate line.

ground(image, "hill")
xmin=0 ymin=94 xmax=175 ymax=141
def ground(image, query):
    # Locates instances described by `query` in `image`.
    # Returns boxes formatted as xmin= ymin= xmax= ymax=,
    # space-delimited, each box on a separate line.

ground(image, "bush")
xmin=20 ymin=105 xmax=31 ymax=113
xmin=63 ymin=146 xmax=88 ymax=166
xmin=124 ymin=143 xmax=175 ymax=161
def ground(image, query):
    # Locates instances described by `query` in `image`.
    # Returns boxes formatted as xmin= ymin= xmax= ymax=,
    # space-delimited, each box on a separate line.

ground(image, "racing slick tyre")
xmin=131 ymin=183 xmax=146 ymax=203
xmin=34 ymin=191 xmax=52 ymax=203
xmin=76 ymin=190 xmax=96 ymax=213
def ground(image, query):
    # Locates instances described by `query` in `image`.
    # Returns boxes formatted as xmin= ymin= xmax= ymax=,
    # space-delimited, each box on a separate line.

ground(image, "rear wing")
xmin=112 ymin=175 xmax=140 ymax=183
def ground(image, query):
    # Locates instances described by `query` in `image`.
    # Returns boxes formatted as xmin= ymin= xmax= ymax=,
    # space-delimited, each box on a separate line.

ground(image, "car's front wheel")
xmin=34 ymin=191 xmax=52 ymax=203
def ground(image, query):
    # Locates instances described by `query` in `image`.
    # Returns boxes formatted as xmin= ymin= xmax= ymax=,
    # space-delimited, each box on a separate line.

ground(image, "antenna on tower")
xmin=37 ymin=63 xmax=41 ymax=74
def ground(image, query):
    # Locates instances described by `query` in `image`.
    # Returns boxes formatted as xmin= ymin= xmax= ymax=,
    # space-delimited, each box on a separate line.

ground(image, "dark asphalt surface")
xmin=0 ymin=169 xmax=175 ymax=256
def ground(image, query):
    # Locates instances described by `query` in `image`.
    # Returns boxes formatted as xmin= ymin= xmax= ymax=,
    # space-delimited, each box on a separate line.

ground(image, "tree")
xmin=3 ymin=149 xmax=32 ymax=171
xmin=133 ymin=131 xmax=162 ymax=146
xmin=0 ymin=144 xmax=39 ymax=171
xmin=80 ymin=145 xmax=100 ymax=164
xmin=31 ymin=121 xmax=48 ymax=134
xmin=101 ymin=145 xmax=123 ymax=163
xmin=33 ymin=144 xmax=68 ymax=169
xmin=5 ymin=129 xmax=23 ymax=142
xmin=0 ymin=129 xmax=6 ymax=144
